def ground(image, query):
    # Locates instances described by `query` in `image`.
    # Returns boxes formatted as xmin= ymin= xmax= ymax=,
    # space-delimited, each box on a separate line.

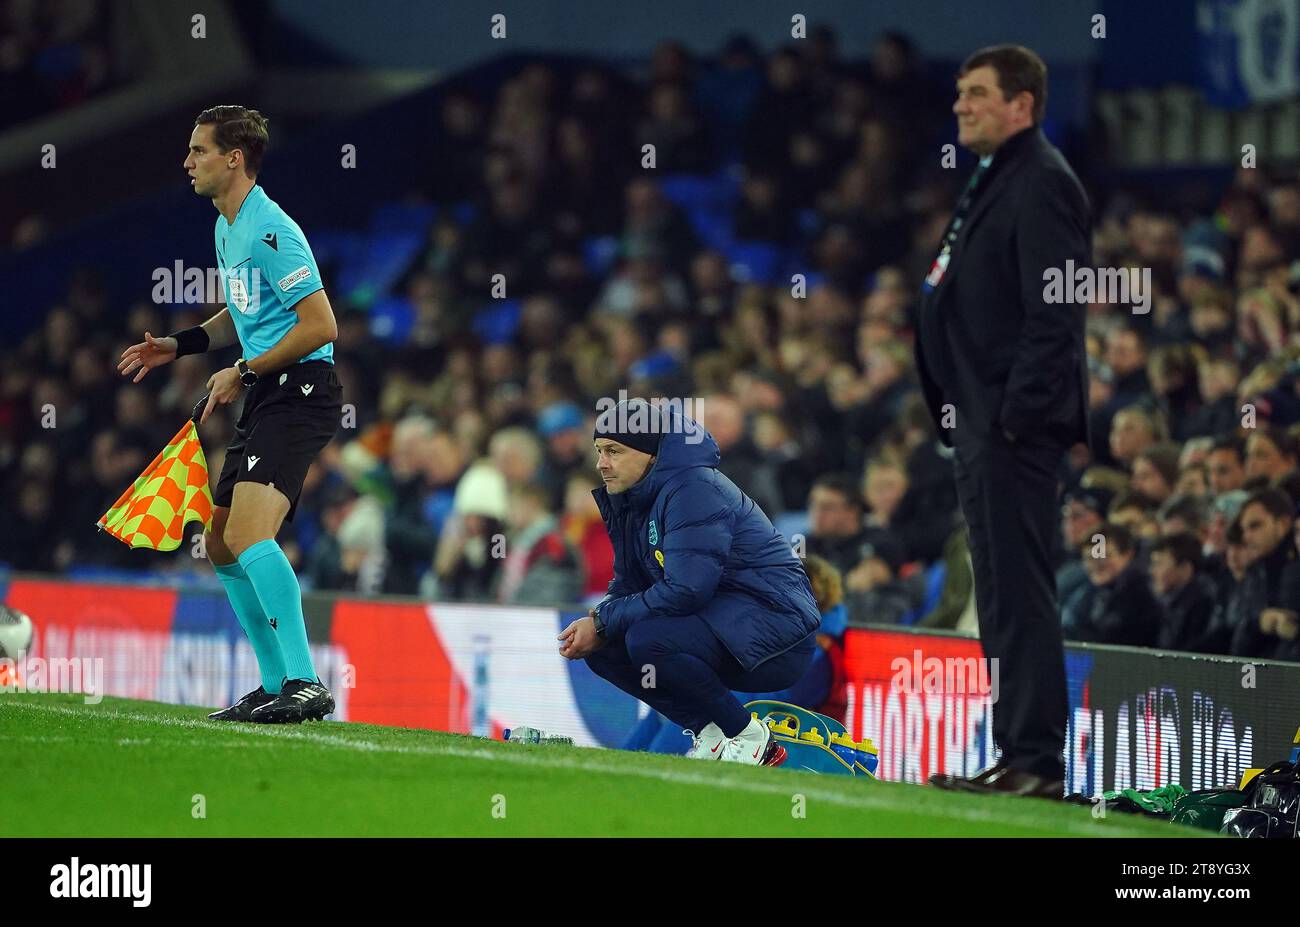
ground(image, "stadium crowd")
xmin=5 ymin=30 xmax=1300 ymax=665
xmin=0 ymin=0 xmax=123 ymax=131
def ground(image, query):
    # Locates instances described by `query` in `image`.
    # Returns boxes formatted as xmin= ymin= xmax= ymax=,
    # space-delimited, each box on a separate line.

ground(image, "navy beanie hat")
xmin=593 ymin=398 xmax=664 ymax=456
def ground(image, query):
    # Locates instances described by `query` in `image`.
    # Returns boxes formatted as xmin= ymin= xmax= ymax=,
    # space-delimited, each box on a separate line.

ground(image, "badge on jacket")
xmin=923 ymin=244 xmax=951 ymax=293
xmin=648 ymin=520 xmax=658 ymax=545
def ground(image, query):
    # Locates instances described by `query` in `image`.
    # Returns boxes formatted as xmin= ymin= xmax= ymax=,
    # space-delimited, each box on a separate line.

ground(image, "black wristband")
xmin=169 ymin=326 xmax=210 ymax=358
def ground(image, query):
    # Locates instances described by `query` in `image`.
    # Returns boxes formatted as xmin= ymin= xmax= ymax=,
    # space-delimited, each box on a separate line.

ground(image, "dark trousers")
xmin=952 ymin=423 xmax=1068 ymax=780
xmin=585 ymin=614 xmax=815 ymax=738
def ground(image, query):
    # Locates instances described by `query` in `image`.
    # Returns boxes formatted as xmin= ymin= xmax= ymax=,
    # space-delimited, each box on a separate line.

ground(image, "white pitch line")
xmin=5 ymin=700 xmax=1150 ymax=836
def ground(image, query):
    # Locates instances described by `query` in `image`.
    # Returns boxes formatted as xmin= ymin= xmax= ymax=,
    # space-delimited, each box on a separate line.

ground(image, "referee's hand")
xmin=118 ymin=332 xmax=177 ymax=383
xmin=200 ymin=366 xmax=242 ymax=425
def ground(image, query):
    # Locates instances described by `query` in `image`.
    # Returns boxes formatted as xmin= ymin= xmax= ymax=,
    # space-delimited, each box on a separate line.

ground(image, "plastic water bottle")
xmin=503 ymin=727 xmax=573 ymax=746
xmin=471 ymin=634 xmax=490 ymax=737
xmin=504 ymin=726 xmax=542 ymax=744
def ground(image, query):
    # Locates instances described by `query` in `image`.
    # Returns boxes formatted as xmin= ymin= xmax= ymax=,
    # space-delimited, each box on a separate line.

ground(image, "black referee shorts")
xmin=214 ymin=359 xmax=342 ymax=522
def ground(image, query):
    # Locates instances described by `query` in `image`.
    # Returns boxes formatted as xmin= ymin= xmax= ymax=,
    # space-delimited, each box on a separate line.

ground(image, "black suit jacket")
xmin=915 ymin=128 xmax=1091 ymax=448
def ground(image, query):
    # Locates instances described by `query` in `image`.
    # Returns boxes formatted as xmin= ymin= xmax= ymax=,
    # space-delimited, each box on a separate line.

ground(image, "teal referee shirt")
xmin=214 ymin=184 xmax=332 ymax=364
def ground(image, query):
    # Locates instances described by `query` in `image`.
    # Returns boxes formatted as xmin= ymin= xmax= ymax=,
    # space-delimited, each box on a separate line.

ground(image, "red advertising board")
xmin=842 ymin=629 xmax=997 ymax=783
xmin=329 ymin=599 xmax=468 ymax=730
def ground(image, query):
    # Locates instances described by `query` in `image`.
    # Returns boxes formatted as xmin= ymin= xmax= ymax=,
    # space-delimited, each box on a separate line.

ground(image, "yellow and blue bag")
xmin=743 ymin=699 xmax=878 ymax=778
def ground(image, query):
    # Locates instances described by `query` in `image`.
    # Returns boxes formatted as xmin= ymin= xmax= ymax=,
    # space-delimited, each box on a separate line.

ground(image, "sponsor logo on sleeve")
xmin=278 ymin=266 xmax=313 ymax=292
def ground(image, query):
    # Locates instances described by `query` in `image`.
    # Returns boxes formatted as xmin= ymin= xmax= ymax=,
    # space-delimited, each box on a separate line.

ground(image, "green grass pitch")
xmin=1 ymin=693 xmax=1200 ymax=837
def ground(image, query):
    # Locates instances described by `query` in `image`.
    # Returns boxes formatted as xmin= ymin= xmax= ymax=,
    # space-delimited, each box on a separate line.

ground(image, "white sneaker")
xmin=720 ymin=716 xmax=787 ymax=767
xmin=684 ymin=722 xmax=727 ymax=760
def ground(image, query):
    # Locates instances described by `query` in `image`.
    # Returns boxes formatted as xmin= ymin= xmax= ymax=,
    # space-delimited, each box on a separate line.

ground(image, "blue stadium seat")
xmin=685 ymin=207 xmax=734 ymax=250
xmin=368 ymin=296 xmax=416 ymax=345
xmin=722 ymin=241 xmax=786 ymax=285
xmin=581 ymin=235 xmax=621 ymax=276
xmin=308 ymin=230 xmax=366 ymax=268
xmin=336 ymin=231 xmax=424 ymax=304
xmin=471 ymin=298 xmax=522 ymax=344
xmin=451 ymin=202 xmax=479 ymax=226
xmin=657 ymin=173 xmax=739 ymax=211
xmin=368 ymin=202 xmax=437 ymax=237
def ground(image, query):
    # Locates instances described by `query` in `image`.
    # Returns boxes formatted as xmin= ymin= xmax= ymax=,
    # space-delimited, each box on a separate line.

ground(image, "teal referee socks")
xmin=237 ymin=539 xmax=318 ymax=684
xmin=213 ymin=561 xmax=285 ymax=694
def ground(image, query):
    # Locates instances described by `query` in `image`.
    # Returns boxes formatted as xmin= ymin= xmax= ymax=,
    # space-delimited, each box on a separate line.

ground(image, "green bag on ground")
xmin=1170 ymin=788 xmax=1248 ymax=831
xmin=1103 ymin=783 xmax=1189 ymax=816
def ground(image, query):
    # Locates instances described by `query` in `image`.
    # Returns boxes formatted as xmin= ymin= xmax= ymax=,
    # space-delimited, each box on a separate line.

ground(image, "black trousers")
xmin=952 ymin=422 xmax=1068 ymax=780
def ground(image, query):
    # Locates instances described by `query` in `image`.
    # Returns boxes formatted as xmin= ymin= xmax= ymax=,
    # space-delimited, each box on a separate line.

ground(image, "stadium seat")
xmin=308 ymin=230 xmax=367 ymax=268
xmin=368 ymin=296 xmax=417 ymax=345
xmin=685 ymin=207 xmax=735 ymax=250
xmin=471 ymin=298 xmax=523 ymax=344
xmin=368 ymin=202 xmax=437 ymax=237
xmin=722 ymin=241 xmax=787 ymax=285
xmin=336 ymin=231 xmax=425 ymax=305
xmin=581 ymin=235 xmax=621 ymax=276
xmin=657 ymin=173 xmax=739 ymax=211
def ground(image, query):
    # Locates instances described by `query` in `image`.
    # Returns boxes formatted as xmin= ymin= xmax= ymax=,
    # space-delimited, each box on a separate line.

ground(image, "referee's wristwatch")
xmin=591 ymin=604 xmax=607 ymax=640
xmin=236 ymin=358 xmax=259 ymax=388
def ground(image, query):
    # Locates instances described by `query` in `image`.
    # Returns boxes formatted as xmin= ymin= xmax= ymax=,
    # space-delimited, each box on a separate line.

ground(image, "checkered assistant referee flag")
xmin=97 ymin=396 xmax=214 ymax=551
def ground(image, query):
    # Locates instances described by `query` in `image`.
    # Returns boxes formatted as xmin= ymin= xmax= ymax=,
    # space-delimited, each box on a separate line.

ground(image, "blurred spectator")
xmin=1131 ymin=441 xmax=1181 ymax=504
xmin=536 ymin=401 xmax=590 ymax=509
xmin=561 ymin=471 xmax=614 ymax=602
xmin=637 ymin=81 xmax=714 ymax=173
xmin=428 ymin=461 xmax=508 ymax=601
xmin=1244 ymin=426 xmax=1299 ymax=481
xmin=1069 ymin=521 xmax=1160 ymax=646
xmin=698 ymin=392 xmax=783 ymax=517
xmin=1206 ymin=434 xmax=1247 ymax=495
xmin=804 ymin=473 xmax=902 ymax=579
xmin=1229 ymin=487 xmax=1300 ymax=659
xmin=1157 ymin=493 xmax=1207 ymax=539
xmin=1149 ymin=532 xmax=1217 ymax=652
xmin=323 ymin=494 xmax=387 ymax=595
xmin=1109 ymin=405 xmax=1164 ymax=468
xmin=1057 ymin=486 xmax=1113 ymax=620
xmin=496 ymin=482 xmax=581 ymax=605
xmin=381 ymin=416 xmax=440 ymax=595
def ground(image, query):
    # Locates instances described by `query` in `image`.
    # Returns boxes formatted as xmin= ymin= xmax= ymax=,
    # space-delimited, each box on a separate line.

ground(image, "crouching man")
xmin=558 ymin=398 xmax=820 ymax=766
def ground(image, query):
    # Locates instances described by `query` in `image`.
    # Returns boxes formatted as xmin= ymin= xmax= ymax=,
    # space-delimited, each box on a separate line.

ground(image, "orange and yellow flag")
xmin=97 ymin=419 xmax=213 ymax=550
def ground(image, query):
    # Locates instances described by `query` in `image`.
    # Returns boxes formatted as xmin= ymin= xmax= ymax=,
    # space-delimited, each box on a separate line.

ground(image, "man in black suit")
xmin=916 ymin=45 xmax=1090 ymax=799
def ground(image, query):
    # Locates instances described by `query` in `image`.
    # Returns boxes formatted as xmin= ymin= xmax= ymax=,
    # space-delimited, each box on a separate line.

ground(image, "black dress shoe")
xmin=955 ymin=764 xmax=1064 ymax=800
xmin=928 ymin=762 xmax=1009 ymax=792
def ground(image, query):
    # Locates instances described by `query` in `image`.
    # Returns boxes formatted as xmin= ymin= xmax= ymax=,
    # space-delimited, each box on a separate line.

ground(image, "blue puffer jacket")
xmin=593 ymin=407 xmax=820 ymax=671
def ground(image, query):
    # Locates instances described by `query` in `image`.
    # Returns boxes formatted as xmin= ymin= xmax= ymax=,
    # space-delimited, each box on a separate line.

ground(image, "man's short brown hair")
xmin=959 ymin=44 xmax=1047 ymax=125
xmin=195 ymin=105 xmax=269 ymax=178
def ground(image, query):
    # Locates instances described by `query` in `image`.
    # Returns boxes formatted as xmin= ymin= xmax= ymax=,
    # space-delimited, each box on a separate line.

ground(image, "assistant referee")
xmin=119 ymin=105 xmax=342 ymax=724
